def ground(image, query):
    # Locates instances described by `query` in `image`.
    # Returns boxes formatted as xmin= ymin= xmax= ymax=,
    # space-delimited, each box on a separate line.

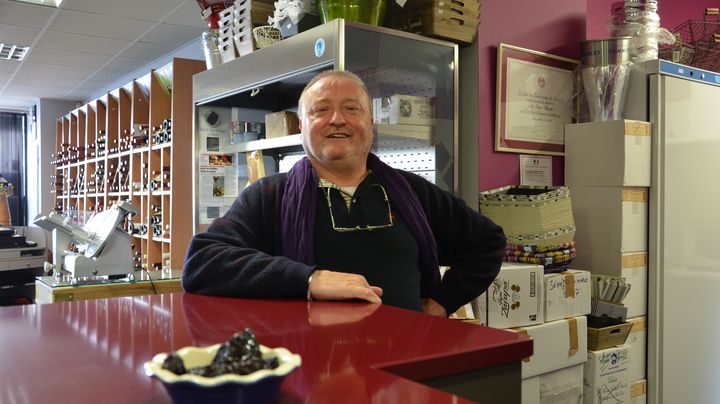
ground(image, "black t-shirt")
xmin=313 ymin=175 xmax=422 ymax=311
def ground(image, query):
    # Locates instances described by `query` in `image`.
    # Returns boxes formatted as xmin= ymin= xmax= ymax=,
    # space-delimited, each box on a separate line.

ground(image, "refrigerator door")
xmin=649 ymin=73 xmax=720 ymax=404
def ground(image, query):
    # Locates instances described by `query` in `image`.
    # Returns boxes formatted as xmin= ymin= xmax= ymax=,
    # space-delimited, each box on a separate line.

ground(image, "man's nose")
xmin=328 ymin=108 xmax=346 ymax=125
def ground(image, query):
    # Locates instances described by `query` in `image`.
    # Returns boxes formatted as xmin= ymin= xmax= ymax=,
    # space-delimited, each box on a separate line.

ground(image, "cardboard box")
xmin=571 ymin=186 xmax=648 ymax=253
xmin=626 ymin=316 xmax=647 ymax=382
xmin=584 ymin=345 xmax=630 ymax=404
xmin=485 ymin=262 xmax=544 ymax=328
xmin=513 ymin=316 xmax=587 ymax=378
xmin=565 ymin=120 xmax=651 ymax=187
xmin=587 ymin=320 xmax=633 ymax=351
xmin=373 ymin=94 xmax=434 ymax=126
xmin=264 ymin=111 xmax=299 ymax=138
xmin=522 ymin=364 xmax=584 ymax=404
xmin=572 ymin=251 xmax=647 ymax=317
xmin=544 ymin=269 xmax=592 ymax=322
xmin=630 ymin=379 xmax=647 ymax=404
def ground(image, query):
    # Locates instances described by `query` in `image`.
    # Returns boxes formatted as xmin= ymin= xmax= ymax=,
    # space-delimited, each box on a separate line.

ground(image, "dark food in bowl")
xmin=162 ymin=328 xmax=279 ymax=377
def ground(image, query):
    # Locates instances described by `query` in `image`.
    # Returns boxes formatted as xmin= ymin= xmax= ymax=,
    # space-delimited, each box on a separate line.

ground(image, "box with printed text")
xmin=372 ymin=94 xmax=434 ymax=126
xmin=584 ymin=345 xmax=630 ymax=404
xmin=544 ymin=269 xmax=592 ymax=322
xmin=484 ymin=262 xmax=544 ymax=328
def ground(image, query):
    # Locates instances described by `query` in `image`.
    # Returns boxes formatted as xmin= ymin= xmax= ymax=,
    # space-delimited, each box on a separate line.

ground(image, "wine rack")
xmin=52 ymin=58 xmax=206 ymax=272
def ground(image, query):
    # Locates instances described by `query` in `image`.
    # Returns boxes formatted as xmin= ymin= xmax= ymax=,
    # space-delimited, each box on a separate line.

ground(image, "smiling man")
xmin=182 ymin=70 xmax=506 ymax=317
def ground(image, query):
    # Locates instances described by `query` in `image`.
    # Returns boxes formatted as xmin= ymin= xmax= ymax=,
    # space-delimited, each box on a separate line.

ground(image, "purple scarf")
xmin=280 ymin=153 xmax=440 ymax=296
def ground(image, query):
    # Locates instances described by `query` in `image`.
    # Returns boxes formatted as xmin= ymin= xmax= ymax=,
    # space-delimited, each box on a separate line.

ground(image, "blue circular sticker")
xmin=314 ymin=38 xmax=325 ymax=58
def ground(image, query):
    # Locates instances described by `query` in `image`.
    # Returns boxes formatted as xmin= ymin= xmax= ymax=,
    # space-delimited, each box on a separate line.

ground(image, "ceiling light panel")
xmin=0 ymin=44 xmax=31 ymax=61
xmin=9 ymin=0 xmax=63 ymax=7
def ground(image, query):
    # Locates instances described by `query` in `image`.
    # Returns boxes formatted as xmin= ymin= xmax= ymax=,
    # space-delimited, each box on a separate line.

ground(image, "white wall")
xmin=28 ymin=99 xmax=79 ymax=223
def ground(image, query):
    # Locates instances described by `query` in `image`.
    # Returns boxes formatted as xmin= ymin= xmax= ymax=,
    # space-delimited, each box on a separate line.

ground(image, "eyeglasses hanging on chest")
xmin=321 ymin=183 xmax=394 ymax=232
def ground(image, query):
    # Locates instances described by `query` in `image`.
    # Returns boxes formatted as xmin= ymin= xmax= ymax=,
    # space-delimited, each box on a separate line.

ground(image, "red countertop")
xmin=0 ymin=293 xmax=531 ymax=403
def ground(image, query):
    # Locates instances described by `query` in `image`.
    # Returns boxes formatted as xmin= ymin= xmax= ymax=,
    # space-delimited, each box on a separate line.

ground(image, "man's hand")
xmin=309 ymin=269 xmax=383 ymax=304
xmin=422 ymin=298 xmax=448 ymax=317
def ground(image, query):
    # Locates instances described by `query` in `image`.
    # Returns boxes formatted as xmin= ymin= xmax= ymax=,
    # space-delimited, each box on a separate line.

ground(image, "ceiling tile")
xmin=48 ymin=9 xmax=154 ymax=40
xmin=141 ymin=23 xmax=204 ymax=45
xmin=120 ymin=41 xmax=176 ymax=60
xmin=165 ymin=2 xmax=208 ymax=28
xmin=91 ymin=69 xmax=127 ymax=82
xmin=20 ymin=62 xmax=100 ymax=79
xmin=36 ymin=30 xmax=130 ymax=55
xmin=0 ymin=59 xmax=20 ymax=73
xmin=0 ymin=1 xmax=57 ymax=29
xmin=61 ymin=0 xmax=190 ymax=23
xmin=65 ymin=79 xmax=111 ymax=96
xmin=25 ymin=47 xmax=112 ymax=69
xmin=103 ymin=56 xmax=149 ymax=72
xmin=5 ymin=84 xmax=76 ymax=99
xmin=0 ymin=23 xmax=40 ymax=44
xmin=12 ymin=71 xmax=85 ymax=88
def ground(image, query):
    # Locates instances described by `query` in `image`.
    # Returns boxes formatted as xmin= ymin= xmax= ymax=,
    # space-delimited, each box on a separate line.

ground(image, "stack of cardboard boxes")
xmin=471 ymin=262 xmax=592 ymax=403
xmin=565 ymin=120 xmax=650 ymax=404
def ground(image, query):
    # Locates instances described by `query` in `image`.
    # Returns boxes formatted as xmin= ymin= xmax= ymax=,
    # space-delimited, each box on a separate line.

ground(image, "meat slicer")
xmin=34 ymin=201 xmax=138 ymax=279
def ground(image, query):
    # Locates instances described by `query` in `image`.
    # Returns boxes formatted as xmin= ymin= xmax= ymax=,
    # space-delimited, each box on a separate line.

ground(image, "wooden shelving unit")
xmin=51 ymin=58 xmax=206 ymax=272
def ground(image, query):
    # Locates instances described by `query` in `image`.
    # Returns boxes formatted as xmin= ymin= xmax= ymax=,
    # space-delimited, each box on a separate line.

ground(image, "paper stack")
xmin=479 ymin=186 xmax=576 ymax=272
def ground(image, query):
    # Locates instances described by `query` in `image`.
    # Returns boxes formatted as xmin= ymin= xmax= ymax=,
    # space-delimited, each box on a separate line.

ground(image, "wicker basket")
xmin=252 ymin=26 xmax=282 ymax=48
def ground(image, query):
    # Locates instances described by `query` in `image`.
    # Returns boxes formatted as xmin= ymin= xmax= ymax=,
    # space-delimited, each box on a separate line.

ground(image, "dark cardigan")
xmin=182 ymin=170 xmax=506 ymax=315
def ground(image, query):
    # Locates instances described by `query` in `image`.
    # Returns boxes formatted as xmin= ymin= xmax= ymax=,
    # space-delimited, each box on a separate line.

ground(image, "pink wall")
xmin=476 ymin=1 xmax=586 ymax=191
xmin=477 ymin=0 xmax=717 ymax=191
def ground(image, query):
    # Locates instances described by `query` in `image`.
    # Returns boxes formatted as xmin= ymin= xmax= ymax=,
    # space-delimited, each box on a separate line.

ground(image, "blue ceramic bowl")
xmin=144 ymin=344 xmax=301 ymax=404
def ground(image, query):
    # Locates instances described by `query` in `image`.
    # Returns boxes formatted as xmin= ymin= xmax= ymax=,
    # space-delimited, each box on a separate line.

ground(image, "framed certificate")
xmin=495 ymin=43 xmax=579 ymax=156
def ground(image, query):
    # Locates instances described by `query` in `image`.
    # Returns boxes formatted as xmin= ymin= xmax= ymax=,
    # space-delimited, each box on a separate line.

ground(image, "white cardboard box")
xmin=521 ymin=363 xmax=584 ymax=404
xmin=372 ymin=94 xmax=434 ymax=125
xmin=584 ymin=345 xmax=630 ymax=404
xmin=483 ymin=262 xmax=544 ymax=328
xmin=571 ymin=186 xmax=648 ymax=253
xmin=544 ymin=269 xmax=592 ymax=322
xmin=572 ymin=250 xmax=647 ymax=317
xmin=630 ymin=379 xmax=647 ymax=404
xmin=513 ymin=316 xmax=588 ymax=378
xmin=565 ymin=120 xmax=651 ymax=187
xmin=626 ymin=316 xmax=647 ymax=381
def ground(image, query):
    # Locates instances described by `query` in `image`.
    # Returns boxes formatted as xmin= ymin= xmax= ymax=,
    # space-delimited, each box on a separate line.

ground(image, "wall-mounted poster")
xmin=495 ymin=43 xmax=578 ymax=156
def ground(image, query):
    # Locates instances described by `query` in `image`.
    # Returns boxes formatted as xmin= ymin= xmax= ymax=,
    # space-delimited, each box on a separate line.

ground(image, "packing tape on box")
xmin=514 ymin=328 xmax=532 ymax=362
xmin=624 ymin=120 xmax=651 ymax=136
xmin=564 ymin=272 xmax=576 ymax=298
xmin=630 ymin=380 xmax=647 ymax=398
xmin=622 ymin=252 xmax=648 ymax=268
xmin=629 ymin=316 xmax=646 ymax=333
xmin=622 ymin=187 xmax=648 ymax=202
xmin=567 ymin=317 xmax=579 ymax=356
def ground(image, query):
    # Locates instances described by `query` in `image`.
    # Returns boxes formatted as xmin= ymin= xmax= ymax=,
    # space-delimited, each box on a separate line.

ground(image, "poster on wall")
xmin=519 ymin=154 xmax=552 ymax=186
xmin=197 ymin=106 xmax=232 ymax=152
xmin=495 ymin=43 xmax=578 ymax=156
xmin=198 ymin=152 xmax=238 ymax=224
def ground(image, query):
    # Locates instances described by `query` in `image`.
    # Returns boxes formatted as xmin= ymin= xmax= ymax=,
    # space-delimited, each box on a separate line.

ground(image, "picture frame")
xmin=495 ymin=43 xmax=579 ymax=156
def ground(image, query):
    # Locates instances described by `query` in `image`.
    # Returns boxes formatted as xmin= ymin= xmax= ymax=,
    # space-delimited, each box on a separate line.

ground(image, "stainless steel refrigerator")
xmin=625 ymin=59 xmax=720 ymax=404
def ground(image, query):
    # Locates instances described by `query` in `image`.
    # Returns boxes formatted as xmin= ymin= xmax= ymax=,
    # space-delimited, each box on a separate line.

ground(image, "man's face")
xmin=299 ymin=76 xmax=373 ymax=171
